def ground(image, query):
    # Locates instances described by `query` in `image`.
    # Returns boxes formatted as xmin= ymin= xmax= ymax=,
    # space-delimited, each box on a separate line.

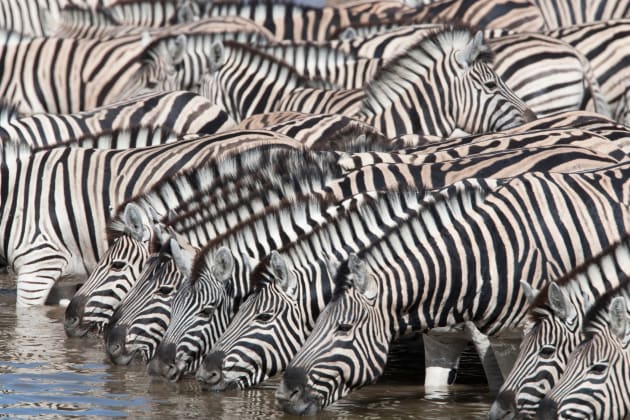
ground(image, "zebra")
xmin=197 ymin=143 xmax=626 ymax=393
xmin=488 ymin=234 xmax=630 ymax=419
xmin=0 ymin=30 xmax=180 ymax=114
xmin=0 ymin=129 xmax=301 ymax=306
xmin=536 ymin=280 xmax=630 ymax=420
xmin=548 ymin=20 xmax=630 ymax=122
xmin=267 ymin=26 xmax=609 ymax=117
xmin=200 ymin=40 xmax=316 ymax=122
xmin=64 ymin=146 xmax=344 ymax=336
xmin=275 ymin=27 xmax=535 ymax=138
xmin=105 ymin=232 xmax=192 ymax=365
xmin=275 ymin=164 xmax=630 ymax=414
xmin=0 ymin=90 xmax=234 ymax=148
xmin=155 ymin=132 xmax=625 ymax=382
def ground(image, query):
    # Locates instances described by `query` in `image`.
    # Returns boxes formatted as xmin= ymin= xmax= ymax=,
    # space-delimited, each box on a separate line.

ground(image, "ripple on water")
xmin=0 ymin=273 xmax=494 ymax=418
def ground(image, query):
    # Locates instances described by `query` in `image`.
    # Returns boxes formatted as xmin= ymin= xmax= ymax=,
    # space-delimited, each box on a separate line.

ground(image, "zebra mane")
xmin=327 ymin=180 xmax=495 ymax=301
xmin=582 ymin=276 xmax=630 ymax=338
xmin=331 ymin=257 xmax=356 ymax=301
xmin=308 ymin=123 xmax=397 ymax=153
xmin=221 ymin=40 xmax=310 ymax=86
xmin=528 ymin=233 xmax=630 ymax=320
xmin=0 ymin=101 xmax=18 ymax=128
xmin=0 ymin=138 xmax=35 ymax=164
xmin=360 ymin=26 xmax=493 ymax=116
xmin=188 ymin=191 xmax=342 ymax=286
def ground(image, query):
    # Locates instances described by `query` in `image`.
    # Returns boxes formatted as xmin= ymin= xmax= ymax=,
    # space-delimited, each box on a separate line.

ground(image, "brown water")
xmin=0 ymin=274 xmax=494 ymax=419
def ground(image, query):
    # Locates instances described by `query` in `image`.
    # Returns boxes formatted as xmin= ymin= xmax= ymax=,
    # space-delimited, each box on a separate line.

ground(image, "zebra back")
xmin=548 ymin=20 xmax=630 ymax=119
xmin=0 ymin=91 xmax=234 ymax=148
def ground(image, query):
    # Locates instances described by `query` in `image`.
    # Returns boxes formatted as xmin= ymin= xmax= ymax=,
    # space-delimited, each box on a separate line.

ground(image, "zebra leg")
xmin=487 ymin=329 xmax=523 ymax=379
xmin=12 ymin=245 xmax=70 ymax=306
xmin=464 ymin=322 xmax=504 ymax=393
xmin=422 ymin=330 xmax=468 ymax=388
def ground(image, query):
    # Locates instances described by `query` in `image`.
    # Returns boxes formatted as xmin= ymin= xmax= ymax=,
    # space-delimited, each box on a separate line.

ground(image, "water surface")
xmin=0 ymin=274 xmax=493 ymax=418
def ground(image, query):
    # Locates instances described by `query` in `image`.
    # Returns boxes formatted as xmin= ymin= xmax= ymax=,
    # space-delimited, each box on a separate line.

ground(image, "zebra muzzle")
xmin=64 ymin=294 xmax=90 ymax=337
xmin=197 ymin=351 xmax=227 ymax=390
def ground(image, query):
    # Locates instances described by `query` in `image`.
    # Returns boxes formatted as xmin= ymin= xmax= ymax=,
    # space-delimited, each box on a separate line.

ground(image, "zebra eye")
xmin=539 ymin=346 xmax=555 ymax=359
xmin=111 ymin=261 xmax=127 ymax=271
xmin=199 ymin=306 xmax=215 ymax=317
xmin=255 ymin=313 xmax=274 ymax=323
xmin=337 ymin=323 xmax=353 ymax=334
xmin=589 ymin=363 xmax=608 ymax=375
xmin=484 ymin=80 xmax=498 ymax=91
xmin=156 ymin=286 xmax=174 ymax=296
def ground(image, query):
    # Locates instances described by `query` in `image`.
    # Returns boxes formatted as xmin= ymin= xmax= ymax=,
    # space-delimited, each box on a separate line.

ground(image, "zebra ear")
xmin=209 ymin=41 xmax=225 ymax=72
xmin=169 ymin=238 xmax=194 ymax=278
xmin=548 ymin=283 xmax=574 ymax=321
xmin=609 ymin=296 xmax=628 ymax=340
xmin=338 ymin=27 xmax=357 ymax=41
xmin=176 ymin=0 xmax=199 ymax=23
xmin=167 ymin=34 xmax=187 ymax=66
xmin=521 ymin=281 xmax=539 ymax=304
xmin=456 ymin=30 xmax=487 ymax=68
xmin=348 ymin=254 xmax=376 ymax=301
xmin=270 ymin=251 xmax=295 ymax=293
xmin=123 ymin=203 xmax=150 ymax=242
xmin=212 ymin=247 xmax=234 ymax=282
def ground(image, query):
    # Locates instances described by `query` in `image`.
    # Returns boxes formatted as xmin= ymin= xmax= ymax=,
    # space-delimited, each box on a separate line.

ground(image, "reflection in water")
xmin=0 ymin=274 xmax=493 ymax=418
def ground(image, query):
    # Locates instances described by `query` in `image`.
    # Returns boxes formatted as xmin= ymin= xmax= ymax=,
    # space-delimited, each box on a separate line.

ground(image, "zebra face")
xmin=453 ymin=60 xmax=535 ymax=135
xmin=149 ymin=246 xmax=235 ymax=381
xmin=200 ymin=254 xmax=307 ymax=391
xmin=539 ymin=296 xmax=630 ymax=420
xmin=64 ymin=234 xmax=149 ymax=337
xmin=494 ymin=285 xmax=583 ymax=418
xmin=278 ymin=256 xmax=389 ymax=414
xmin=105 ymin=252 xmax=186 ymax=365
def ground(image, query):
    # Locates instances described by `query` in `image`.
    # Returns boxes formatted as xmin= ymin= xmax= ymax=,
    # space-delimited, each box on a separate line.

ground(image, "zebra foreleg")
xmin=487 ymin=329 xmax=523 ymax=380
xmin=12 ymin=247 xmax=70 ymax=307
xmin=422 ymin=331 xmax=468 ymax=389
xmin=464 ymin=322 xmax=504 ymax=393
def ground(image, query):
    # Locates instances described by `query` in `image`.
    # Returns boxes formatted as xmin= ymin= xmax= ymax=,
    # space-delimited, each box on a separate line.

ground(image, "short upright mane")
xmin=361 ymin=26 xmax=493 ymax=116
xmin=528 ymin=233 xmax=630 ymax=320
xmin=583 ymin=276 xmax=630 ymax=338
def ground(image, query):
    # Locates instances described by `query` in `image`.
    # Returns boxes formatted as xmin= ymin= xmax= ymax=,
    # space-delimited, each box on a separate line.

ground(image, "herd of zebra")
xmin=2 ymin=0 xmax=630 ymax=418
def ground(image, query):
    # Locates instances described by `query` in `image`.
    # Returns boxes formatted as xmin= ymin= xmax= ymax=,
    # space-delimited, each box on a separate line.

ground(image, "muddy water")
xmin=0 ymin=274 xmax=494 ymax=419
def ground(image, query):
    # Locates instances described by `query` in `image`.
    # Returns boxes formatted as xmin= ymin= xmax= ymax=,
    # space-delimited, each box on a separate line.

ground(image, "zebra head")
xmin=277 ymin=255 xmax=388 ymax=415
xmin=64 ymin=203 xmax=153 ymax=337
xmin=360 ymin=27 xmax=535 ymax=137
xmin=105 ymin=236 xmax=193 ymax=366
xmin=449 ymin=30 xmax=536 ymax=134
xmin=537 ymin=292 xmax=630 ymax=420
xmin=118 ymin=33 xmax=188 ymax=101
xmin=198 ymin=251 xmax=323 ymax=391
xmin=491 ymin=282 xmax=583 ymax=419
xmin=148 ymin=245 xmax=238 ymax=382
